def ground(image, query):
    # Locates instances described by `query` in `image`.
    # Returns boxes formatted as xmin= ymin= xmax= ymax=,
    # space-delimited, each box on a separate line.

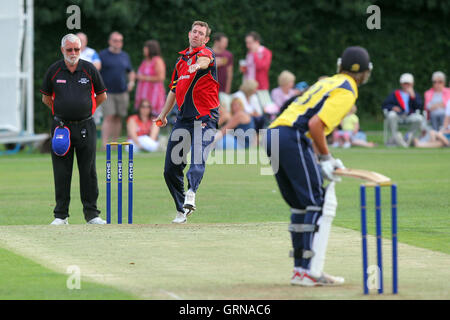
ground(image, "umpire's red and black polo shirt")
xmin=40 ymin=59 xmax=107 ymax=121
xmin=169 ymin=45 xmax=220 ymax=120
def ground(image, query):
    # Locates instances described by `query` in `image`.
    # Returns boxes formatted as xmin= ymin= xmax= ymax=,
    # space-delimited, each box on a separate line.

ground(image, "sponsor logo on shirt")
xmin=179 ymin=75 xmax=191 ymax=80
xmin=56 ymin=79 xmax=66 ymax=83
xmin=78 ymin=77 xmax=90 ymax=84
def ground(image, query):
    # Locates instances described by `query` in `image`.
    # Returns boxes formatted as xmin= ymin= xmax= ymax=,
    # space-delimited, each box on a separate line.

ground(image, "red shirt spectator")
xmin=242 ymin=31 xmax=272 ymax=90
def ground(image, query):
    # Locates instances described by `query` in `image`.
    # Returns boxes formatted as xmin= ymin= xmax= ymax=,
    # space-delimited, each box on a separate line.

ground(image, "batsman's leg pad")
xmin=289 ymin=248 xmax=315 ymax=259
xmin=309 ymin=181 xmax=337 ymax=278
xmin=289 ymin=208 xmax=321 ymax=268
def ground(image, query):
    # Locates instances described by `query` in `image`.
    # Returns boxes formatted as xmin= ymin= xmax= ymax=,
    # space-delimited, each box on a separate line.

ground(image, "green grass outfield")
xmin=0 ymin=143 xmax=449 ymax=299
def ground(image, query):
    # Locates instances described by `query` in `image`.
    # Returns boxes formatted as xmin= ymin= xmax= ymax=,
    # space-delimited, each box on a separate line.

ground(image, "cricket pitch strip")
xmin=0 ymin=222 xmax=448 ymax=300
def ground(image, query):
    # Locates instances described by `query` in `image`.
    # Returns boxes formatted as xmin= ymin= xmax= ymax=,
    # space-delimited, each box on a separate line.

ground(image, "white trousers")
xmin=127 ymin=136 xmax=159 ymax=152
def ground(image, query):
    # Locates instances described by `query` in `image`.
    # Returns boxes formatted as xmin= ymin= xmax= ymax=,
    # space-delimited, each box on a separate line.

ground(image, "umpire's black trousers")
xmin=51 ymin=118 xmax=100 ymax=221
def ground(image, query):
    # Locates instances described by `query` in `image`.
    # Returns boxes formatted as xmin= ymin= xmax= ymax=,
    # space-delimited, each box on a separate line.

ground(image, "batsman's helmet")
xmin=337 ymin=46 xmax=372 ymax=73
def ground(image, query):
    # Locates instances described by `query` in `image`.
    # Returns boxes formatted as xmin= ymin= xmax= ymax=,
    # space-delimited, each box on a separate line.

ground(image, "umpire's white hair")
xmin=61 ymin=33 xmax=81 ymax=47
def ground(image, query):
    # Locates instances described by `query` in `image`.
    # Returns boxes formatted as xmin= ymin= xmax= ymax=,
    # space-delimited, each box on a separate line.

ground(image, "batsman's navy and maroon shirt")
xmin=40 ymin=59 xmax=107 ymax=121
xmin=169 ymin=45 xmax=220 ymax=120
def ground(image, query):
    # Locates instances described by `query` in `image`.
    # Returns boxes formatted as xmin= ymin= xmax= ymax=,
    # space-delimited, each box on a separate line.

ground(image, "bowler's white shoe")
xmin=290 ymin=270 xmax=344 ymax=287
xmin=183 ymin=189 xmax=196 ymax=216
xmin=87 ymin=217 xmax=107 ymax=224
xmin=172 ymin=211 xmax=187 ymax=224
xmin=50 ymin=218 xmax=68 ymax=225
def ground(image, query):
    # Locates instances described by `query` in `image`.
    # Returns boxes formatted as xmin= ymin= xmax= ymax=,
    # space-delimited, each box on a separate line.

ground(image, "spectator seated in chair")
xmin=424 ymin=71 xmax=450 ymax=131
xmin=382 ymin=73 xmax=424 ymax=147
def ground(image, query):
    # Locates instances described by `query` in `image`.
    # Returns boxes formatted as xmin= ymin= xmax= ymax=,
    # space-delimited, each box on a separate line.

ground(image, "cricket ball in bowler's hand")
xmin=156 ymin=120 xmax=163 ymax=127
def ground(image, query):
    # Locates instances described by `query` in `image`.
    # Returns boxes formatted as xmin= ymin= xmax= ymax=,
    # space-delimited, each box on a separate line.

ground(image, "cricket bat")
xmin=334 ymin=168 xmax=392 ymax=186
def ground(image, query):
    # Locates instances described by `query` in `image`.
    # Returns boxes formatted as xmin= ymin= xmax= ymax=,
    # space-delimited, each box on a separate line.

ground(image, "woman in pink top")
xmin=424 ymin=71 xmax=450 ymax=130
xmin=271 ymin=70 xmax=297 ymax=111
xmin=135 ymin=40 xmax=166 ymax=116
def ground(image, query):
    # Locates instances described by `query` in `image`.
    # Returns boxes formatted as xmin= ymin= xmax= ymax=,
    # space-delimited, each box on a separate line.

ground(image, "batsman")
xmin=266 ymin=46 xmax=373 ymax=286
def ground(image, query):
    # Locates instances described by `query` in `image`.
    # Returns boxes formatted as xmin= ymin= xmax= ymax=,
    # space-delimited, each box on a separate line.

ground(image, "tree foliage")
xmin=33 ymin=0 xmax=450 ymax=132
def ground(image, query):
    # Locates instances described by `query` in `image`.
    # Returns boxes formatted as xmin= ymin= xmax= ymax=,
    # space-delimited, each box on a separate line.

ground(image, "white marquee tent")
xmin=0 ymin=0 xmax=48 ymax=152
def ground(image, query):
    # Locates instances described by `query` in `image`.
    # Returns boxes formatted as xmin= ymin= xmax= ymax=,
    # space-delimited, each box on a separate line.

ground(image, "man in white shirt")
xmin=77 ymin=32 xmax=101 ymax=70
xmin=77 ymin=32 xmax=103 ymax=125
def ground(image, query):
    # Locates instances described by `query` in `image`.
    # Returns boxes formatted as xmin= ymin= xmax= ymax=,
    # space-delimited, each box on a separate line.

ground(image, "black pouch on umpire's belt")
xmin=52 ymin=121 xmax=71 ymax=156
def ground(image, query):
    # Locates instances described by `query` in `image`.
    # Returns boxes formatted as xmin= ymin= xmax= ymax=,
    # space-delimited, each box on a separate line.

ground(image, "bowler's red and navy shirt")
xmin=40 ymin=59 xmax=107 ymax=121
xmin=169 ymin=45 xmax=220 ymax=120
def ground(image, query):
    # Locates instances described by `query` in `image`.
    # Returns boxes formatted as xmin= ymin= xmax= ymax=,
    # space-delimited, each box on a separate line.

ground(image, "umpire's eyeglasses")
xmin=65 ymin=48 xmax=81 ymax=53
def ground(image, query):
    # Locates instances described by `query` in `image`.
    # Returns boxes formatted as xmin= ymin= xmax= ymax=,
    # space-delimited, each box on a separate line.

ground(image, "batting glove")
xmin=319 ymin=154 xmax=345 ymax=182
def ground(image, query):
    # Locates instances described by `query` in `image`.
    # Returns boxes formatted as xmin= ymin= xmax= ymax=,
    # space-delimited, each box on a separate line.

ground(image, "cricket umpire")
xmin=266 ymin=46 xmax=373 ymax=286
xmin=40 ymin=33 xmax=107 ymax=225
xmin=155 ymin=21 xmax=220 ymax=224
